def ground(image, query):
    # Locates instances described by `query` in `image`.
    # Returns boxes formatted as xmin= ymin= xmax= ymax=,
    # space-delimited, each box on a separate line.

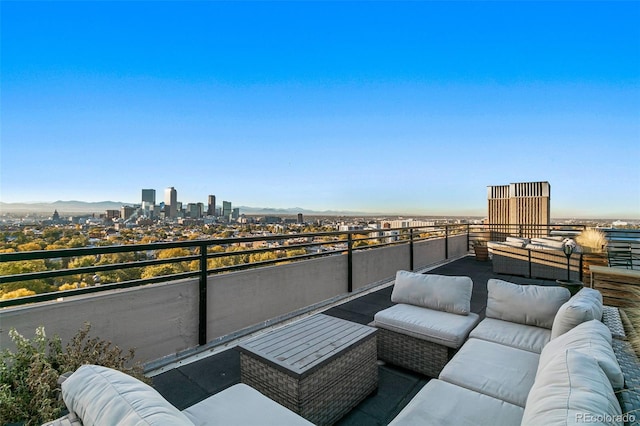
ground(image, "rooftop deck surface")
xmin=152 ymin=256 xmax=556 ymax=425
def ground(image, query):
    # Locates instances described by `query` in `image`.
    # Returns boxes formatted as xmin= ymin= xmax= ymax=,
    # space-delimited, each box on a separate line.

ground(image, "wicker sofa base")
xmin=612 ymin=339 xmax=640 ymax=425
xmin=240 ymin=335 xmax=378 ymax=426
xmin=376 ymin=327 xmax=454 ymax=378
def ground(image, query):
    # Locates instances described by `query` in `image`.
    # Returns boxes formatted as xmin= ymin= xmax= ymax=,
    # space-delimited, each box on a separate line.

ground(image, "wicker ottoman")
xmin=238 ymin=314 xmax=378 ymax=426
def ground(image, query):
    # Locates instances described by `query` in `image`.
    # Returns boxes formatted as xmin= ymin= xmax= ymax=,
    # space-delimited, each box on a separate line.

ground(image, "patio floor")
xmin=151 ymin=255 xmax=557 ymax=425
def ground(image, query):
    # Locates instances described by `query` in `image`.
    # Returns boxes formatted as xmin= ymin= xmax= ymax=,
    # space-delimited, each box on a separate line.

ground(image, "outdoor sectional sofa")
xmin=387 ymin=278 xmax=632 ymax=425
xmin=44 ymin=364 xmax=312 ymax=426
xmin=488 ymin=236 xmax=582 ymax=281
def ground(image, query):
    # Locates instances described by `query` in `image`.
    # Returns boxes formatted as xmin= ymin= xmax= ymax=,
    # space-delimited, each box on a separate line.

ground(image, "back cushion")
xmin=505 ymin=236 xmax=530 ymax=245
xmin=551 ymin=287 xmax=604 ymax=339
xmin=391 ymin=271 xmax=472 ymax=315
xmin=522 ymin=349 xmax=622 ymax=425
xmin=486 ymin=279 xmax=570 ymax=329
xmin=62 ymin=364 xmax=193 ymax=426
xmin=540 ymin=320 xmax=623 ymax=390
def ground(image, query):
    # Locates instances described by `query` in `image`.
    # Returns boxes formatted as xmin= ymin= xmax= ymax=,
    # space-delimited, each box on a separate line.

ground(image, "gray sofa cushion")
xmin=551 ymin=287 xmax=604 ymax=339
xmin=469 ymin=318 xmax=551 ymax=353
xmin=486 ymin=279 xmax=570 ymax=329
xmin=62 ymin=364 xmax=193 ymax=426
xmin=522 ymin=349 xmax=622 ymax=425
xmin=439 ymin=338 xmax=539 ymax=407
xmin=391 ymin=270 xmax=473 ymax=315
xmin=388 ymin=379 xmax=524 ymax=426
xmin=374 ymin=303 xmax=480 ymax=348
xmin=183 ymin=383 xmax=313 ymax=426
xmin=540 ymin=319 xmax=623 ymax=390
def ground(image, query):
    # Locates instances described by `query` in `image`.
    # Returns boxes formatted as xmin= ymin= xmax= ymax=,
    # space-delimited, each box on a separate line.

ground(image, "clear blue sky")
xmin=2 ymin=1 xmax=639 ymax=218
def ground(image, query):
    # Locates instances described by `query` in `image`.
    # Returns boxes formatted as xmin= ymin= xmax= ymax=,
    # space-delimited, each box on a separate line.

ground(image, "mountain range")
xmin=0 ymin=200 xmax=379 ymax=216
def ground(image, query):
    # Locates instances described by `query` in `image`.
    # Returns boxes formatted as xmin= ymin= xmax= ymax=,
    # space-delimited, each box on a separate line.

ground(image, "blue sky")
xmin=2 ymin=1 xmax=639 ymax=218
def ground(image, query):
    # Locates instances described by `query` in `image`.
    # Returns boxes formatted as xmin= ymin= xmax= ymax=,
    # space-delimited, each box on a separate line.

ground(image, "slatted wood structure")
xmin=590 ymin=265 xmax=640 ymax=307
xmin=237 ymin=314 xmax=378 ymax=426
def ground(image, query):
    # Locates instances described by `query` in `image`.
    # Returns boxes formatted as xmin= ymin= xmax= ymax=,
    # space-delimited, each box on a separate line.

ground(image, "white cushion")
xmin=531 ymin=237 xmax=566 ymax=249
xmin=486 ymin=279 xmax=570 ymax=329
xmin=374 ymin=303 xmax=480 ymax=348
xmin=506 ymin=236 xmax=530 ymax=245
xmin=469 ymin=318 xmax=551 ymax=353
xmin=183 ymin=384 xmax=313 ymax=426
xmin=62 ymin=364 xmax=193 ymax=426
xmin=551 ymin=287 xmax=604 ymax=339
xmin=389 ymin=379 xmax=524 ymax=426
xmin=439 ymin=338 xmax=539 ymax=407
xmin=540 ymin=320 xmax=623 ymax=390
xmin=522 ymin=349 xmax=622 ymax=425
xmin=391 ymin=271 xmax=473 ymax=315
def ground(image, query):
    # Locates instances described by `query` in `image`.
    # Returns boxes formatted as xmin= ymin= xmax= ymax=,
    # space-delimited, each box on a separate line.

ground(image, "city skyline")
xmin=2 ymin=2 xmax=639 ymax=219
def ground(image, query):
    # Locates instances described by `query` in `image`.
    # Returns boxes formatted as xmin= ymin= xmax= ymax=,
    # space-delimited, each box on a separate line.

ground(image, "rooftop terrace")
xmin=150 ymin=256 xmax=558 ymax=425
xmin=2 ymin=224 xmax=638 ymax=425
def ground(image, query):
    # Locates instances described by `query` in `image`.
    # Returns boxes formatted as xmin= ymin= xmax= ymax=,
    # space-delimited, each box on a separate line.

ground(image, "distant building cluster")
xmin=108 ymin=187 xmax=242 ymax=224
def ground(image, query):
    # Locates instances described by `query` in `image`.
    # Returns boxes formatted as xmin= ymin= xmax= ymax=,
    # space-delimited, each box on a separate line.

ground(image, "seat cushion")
xmin=469 ymin=318 xmax=551 ymax=353
xmin=439 ymin=338 xmax=539 ymax=407
xmin=62 ymin=364 xmax=193 ymax=426
xmin=486 ymin=279 xmax=570 ymax=329
xmin=388 ymin=379 xmax=524 ymax=426
xmin=391 ymin=270 xmax=473 ymax=315
xmin=183 ymin=384 xmax=313 ymax=426
xmin=522 ymin=349 xmax=622 ymax=425
xmin=551 ymin=287 xmax=604 ymax=339
xmin=540 ymin=319 xmax=623 ymax=390
xmin=374 ymin=303 xmax=480 ymax=348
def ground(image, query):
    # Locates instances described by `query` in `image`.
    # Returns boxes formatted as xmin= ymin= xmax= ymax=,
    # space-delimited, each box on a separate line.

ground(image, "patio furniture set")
xmin=488 ymin=236 xmax=582 ymax=281
xmin=46 ymin=269 xmax=638 ymax=426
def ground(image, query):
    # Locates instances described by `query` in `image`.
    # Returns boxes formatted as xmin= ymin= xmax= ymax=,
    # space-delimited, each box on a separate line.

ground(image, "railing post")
xmin=445 ymin=225 xmax=449 ymax=260
xmin=466 ymin=223 xmax=470 ymax=252
xmin=409 ymin=229 xmax=414 ymax=271
xmin=347 ymin=234 xmax=353 ymax=292
xmin=199 ymin=243 xmax=208 ymax=346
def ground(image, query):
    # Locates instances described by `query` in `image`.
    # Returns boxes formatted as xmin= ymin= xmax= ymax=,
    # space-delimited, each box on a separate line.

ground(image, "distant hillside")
xmin=0 ymin=200 xmax=127 ymax=214
xmin=0 ymin=201 xmax=371 ymax=216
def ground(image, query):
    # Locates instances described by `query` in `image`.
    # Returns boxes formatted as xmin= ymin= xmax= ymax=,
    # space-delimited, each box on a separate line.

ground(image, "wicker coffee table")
xmin=237 ymin=314 xmax=378 ymax=425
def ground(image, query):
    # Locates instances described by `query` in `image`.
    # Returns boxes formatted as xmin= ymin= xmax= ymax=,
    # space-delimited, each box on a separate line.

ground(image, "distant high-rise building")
xmin=121 ymin=205 xmax=136 ymax=221
xmin=232 ymin=207 xmax=240 ymax=220
xmin=297 ymin=213 xmax=304 ymax=224
xmin=222 ymin=201 xmax=232 ymax=218
xmin=141 ymin=189 xmax=156 ymax=205
xmin=207 ymin=195 xmax=216 ymax=216
xmin=186 ymin=203 xmax=200 ymax=219
xmin=487 ymin=181 xmax=550 ymax=238
xmin=105 ymin=209 xmax=120 ymax=220
xmin=165 ymin=187 xmax=177 ymax=219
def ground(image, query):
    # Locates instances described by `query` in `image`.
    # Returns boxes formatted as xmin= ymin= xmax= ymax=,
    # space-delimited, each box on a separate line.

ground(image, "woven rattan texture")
xmin=376 ymin=327 xmax=451 ymax=378
xmin=240 ymin=335 xmax=378 ymax=426
xmin=613 ymin=339 xmax=640 ymax=425
xmin=603 ymin=306 xmax=627 ymax=340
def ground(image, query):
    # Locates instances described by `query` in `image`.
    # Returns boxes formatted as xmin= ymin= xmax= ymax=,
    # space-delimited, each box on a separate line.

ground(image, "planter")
xmin=474 ymin=245 xmax=489 ymax=261
xmin=581 ymin=252 xmax=608 ymax=282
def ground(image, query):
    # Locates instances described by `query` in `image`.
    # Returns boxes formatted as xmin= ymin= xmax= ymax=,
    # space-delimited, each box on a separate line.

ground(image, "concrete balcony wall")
xmin=0 ymin=279 xmax=200 ymax=364
xmin=207 ymin=254 xmax=347 ymax=340
xmin=353 ymin=243 xmax=410 ymax=290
